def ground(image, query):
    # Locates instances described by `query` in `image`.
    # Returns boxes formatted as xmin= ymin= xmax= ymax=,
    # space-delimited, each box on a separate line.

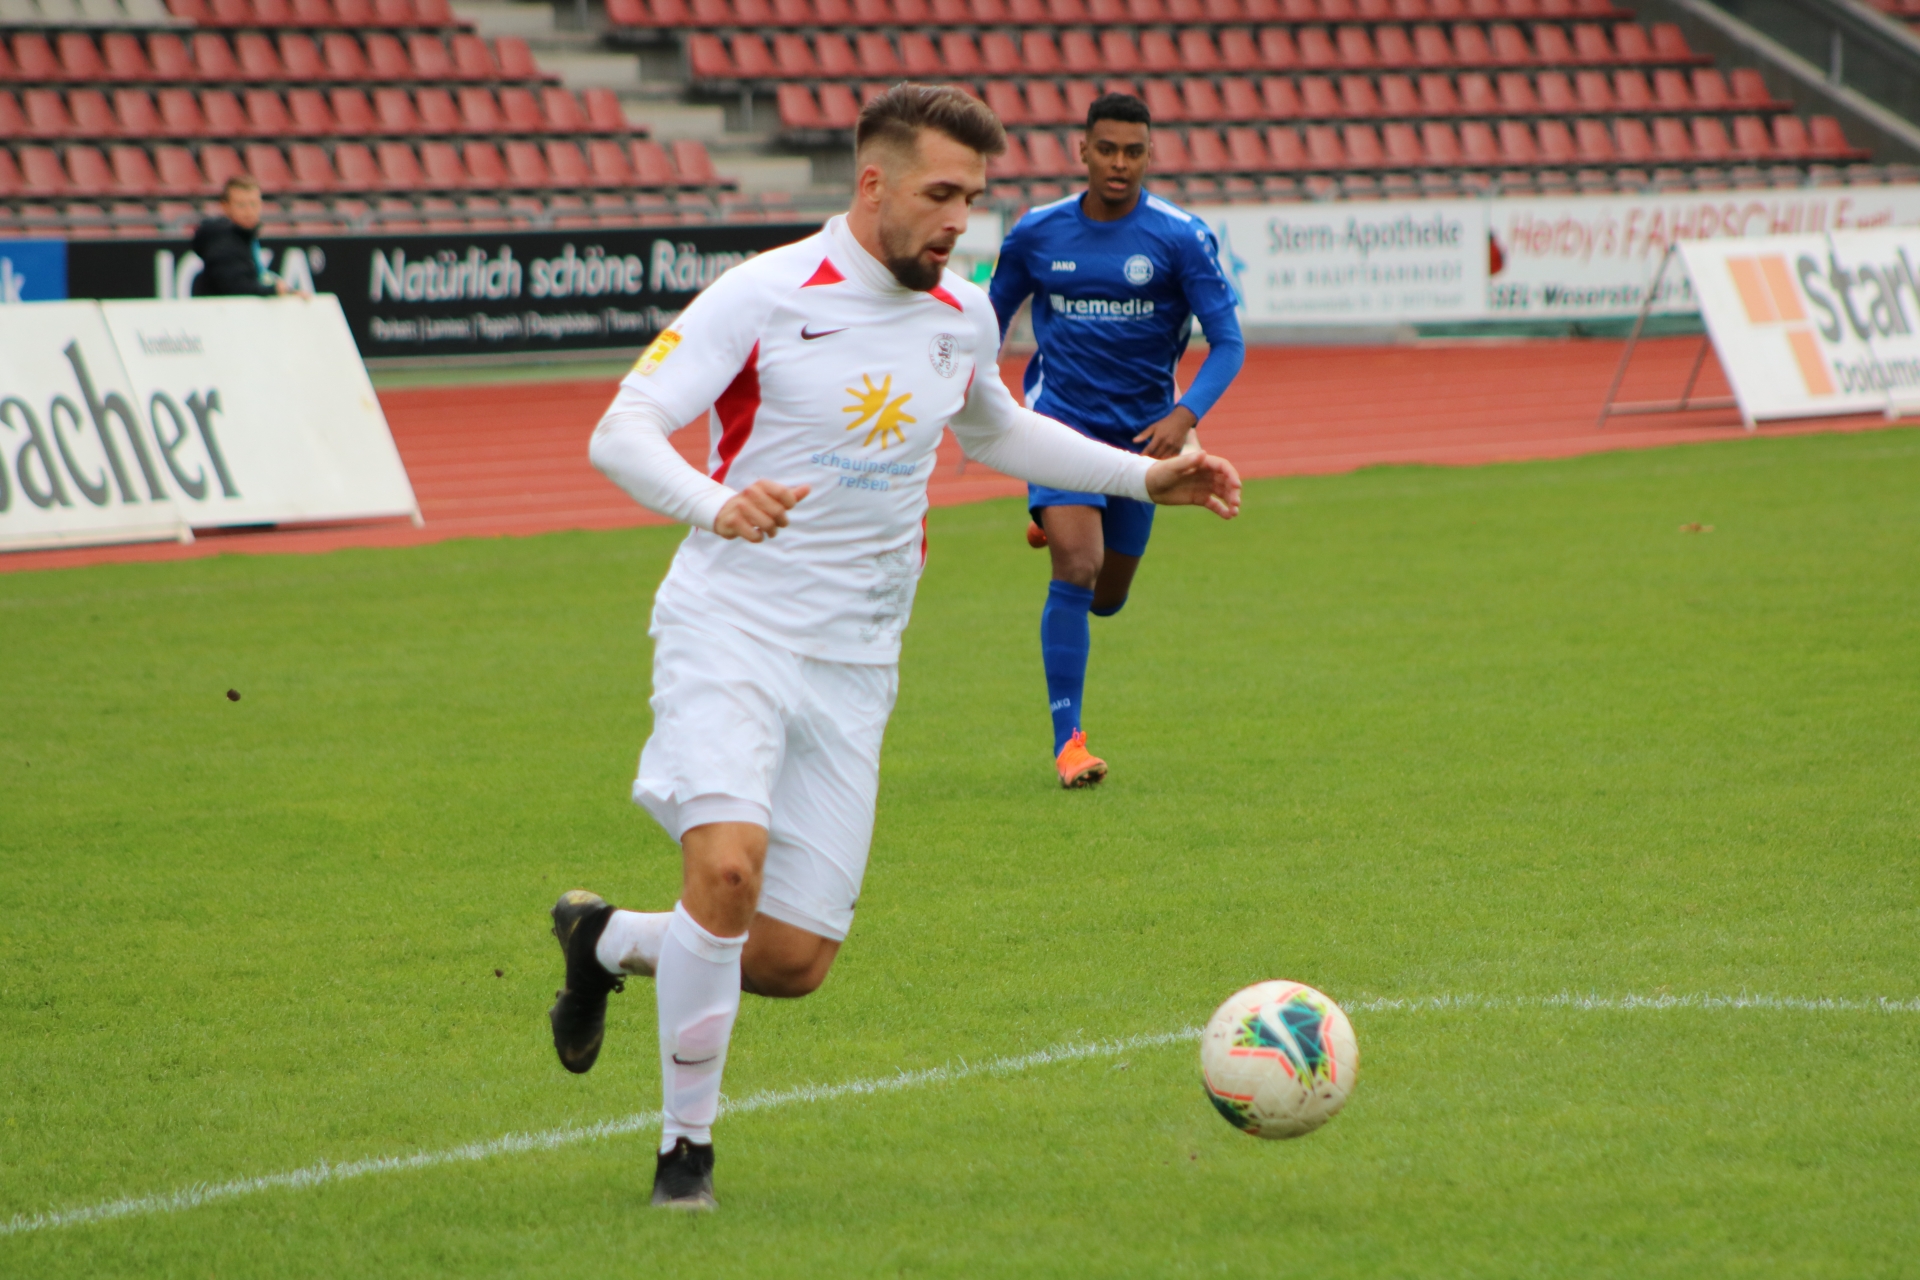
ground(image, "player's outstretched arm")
xmin=1144 ymin=449 xmax=1241 ymax=519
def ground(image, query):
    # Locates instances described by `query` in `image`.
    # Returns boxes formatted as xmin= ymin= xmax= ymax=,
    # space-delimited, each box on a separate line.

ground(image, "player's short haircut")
xmin=855 ymin=82 xmax=1007 ymax=163
xmin=221 ymin=174 xmax=261 ymax=199
xmin=1086 ymin=91 xmax=1151 ymax=131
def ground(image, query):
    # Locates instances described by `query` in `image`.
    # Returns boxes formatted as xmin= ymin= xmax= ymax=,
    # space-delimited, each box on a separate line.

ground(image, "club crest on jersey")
xmin=633 ymin=328 xmax=681 ymax=376
xmin=1123 ymin=254 xmax=1154 ymax=286
xmin=844 ymin=373 xmax=916 ymax=448
xmin=927 ymin=332 xmax=958 ymax=378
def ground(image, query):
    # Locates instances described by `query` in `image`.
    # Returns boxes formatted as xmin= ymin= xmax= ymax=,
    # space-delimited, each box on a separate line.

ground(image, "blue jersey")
xmin=988 ymin=190 xmax=1245 ymax=444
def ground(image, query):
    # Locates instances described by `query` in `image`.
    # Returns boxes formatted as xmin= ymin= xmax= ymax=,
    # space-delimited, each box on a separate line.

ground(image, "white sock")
xmin=655 ymin=901 xmax=745 ymax=1152
xmin=595 ymin=908 xmax=672 ymax=977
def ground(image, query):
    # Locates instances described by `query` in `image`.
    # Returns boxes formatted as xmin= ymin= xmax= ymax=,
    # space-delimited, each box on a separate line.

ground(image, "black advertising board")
xmin=64 ymin=222 xmax=819 ymax=358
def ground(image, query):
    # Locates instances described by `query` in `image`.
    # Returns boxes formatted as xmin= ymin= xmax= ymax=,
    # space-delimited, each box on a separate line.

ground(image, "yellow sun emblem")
xmin=842 ymin=373 xmax=916 ymax=449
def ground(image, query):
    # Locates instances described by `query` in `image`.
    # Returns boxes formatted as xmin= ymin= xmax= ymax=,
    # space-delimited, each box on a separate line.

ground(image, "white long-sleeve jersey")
xmin=591 ymin=214 xmax=1155 ymax=665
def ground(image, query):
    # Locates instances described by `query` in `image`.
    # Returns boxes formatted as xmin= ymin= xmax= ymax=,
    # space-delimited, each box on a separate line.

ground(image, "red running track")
xmin=1 ymin=336 xmax=1899 ymax=575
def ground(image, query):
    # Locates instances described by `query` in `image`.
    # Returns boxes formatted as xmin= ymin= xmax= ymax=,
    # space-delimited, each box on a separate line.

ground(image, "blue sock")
xmin=1041 ymin=580 xmax=1093 ymax=754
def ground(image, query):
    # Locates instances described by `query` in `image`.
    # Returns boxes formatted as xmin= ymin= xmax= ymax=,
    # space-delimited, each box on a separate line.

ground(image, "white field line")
xmin=4 ymin=992 xmax=1916 ymax=1239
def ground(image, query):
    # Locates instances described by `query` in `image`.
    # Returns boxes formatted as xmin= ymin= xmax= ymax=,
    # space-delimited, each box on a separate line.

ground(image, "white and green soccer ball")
xmin=1201 ymin=980 xmax=1359 ymax=1139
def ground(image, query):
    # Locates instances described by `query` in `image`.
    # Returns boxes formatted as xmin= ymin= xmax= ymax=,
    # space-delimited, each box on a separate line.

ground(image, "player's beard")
xmin=878 ymin=216 xmax=951 ymax=293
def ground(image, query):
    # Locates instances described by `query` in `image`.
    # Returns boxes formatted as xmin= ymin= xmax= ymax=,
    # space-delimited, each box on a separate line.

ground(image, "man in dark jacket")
xmin=191 ymin=175 xmax=297 ymax=297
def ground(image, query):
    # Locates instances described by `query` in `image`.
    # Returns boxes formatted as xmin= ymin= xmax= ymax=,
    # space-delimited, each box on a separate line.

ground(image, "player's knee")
xmin=694 ymin=855 xmax=761 ymax=907
xmin=1090 ymin=596 xmax=1127 ymax=617
xmin=1054 ymin=553 xmax=1102 ymax=589
xmin=747 ymin=950 xmax=831 ymax=999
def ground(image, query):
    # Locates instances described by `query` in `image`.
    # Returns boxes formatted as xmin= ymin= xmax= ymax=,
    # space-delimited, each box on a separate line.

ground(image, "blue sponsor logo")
xmin=0 ymin=239 xmax=68 ymax=304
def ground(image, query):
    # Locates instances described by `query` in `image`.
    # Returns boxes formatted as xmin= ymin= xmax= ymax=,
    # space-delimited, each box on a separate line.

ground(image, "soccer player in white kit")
xmin=546 ymin=84 xmax=1243 ymax=1210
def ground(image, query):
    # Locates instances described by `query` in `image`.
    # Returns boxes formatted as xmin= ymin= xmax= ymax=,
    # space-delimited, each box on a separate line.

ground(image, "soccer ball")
xmin=1200 ymin=980 xmax=1359 ymax=1139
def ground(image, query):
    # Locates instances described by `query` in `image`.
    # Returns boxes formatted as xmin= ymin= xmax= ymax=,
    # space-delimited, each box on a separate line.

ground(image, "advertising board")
xmin=1683 ymin=228 xmax=1920 ymax=423
xmin=65 ymin=223 xmax=819 ymax=358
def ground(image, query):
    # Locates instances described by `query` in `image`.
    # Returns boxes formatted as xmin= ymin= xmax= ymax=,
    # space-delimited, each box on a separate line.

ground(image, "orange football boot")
xmin=1055 ymin=730 xmax=1107 ymax=789
xmin=1026 ymin=521 xmax=1048 ymax=549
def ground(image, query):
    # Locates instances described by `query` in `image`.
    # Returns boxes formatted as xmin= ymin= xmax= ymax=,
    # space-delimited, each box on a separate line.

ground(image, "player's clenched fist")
xmin=714 ymin=480 xmax=810 ymax=542
xmin=1144 ymin=451 xmax=1241 ymax=520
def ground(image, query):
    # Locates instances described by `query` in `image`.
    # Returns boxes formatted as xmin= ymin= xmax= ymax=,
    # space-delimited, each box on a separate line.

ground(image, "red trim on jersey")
xmin=802 ymin=258 xmax=844 ymax=287
xmin=711 ymin=341 xmax=761 ymax=484
xmin=929 ymin=284 xmax=964 ymax=312
xmin=920 ymin=514 xmax=929 ymax=567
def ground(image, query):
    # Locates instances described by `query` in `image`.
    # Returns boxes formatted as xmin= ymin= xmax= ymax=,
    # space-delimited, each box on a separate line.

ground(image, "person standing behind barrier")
xmin=191 ymin=175 xmax=305 ymax=298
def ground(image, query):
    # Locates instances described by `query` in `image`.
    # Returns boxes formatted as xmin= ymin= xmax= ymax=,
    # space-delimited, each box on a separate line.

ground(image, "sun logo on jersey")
xmin=843 ymin=373 xmax=916 ymax=448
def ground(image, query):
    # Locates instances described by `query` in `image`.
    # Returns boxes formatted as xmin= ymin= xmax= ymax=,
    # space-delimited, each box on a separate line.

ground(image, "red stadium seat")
xmin=156 ymin=89 xmax=206 ymax=136
xmin=1376 ymin=26 xmax=1414 ymax=64
xmin=364 ymin=34 xmax=410 ymax=79
xmin=1497 ymin=71 xmax=1536 ymax=111
xmin=1690 ymin=68 xmax=1729 ymax=108
xmin=417 ymin=87 xmax=461 ymax=133
xmin=1689 ymin=116 xmax=1730 ymax=161
xmin=235 ymin=32 xmax=282 ymax=80
xmin=495 ymin=37 xmax=541 ymax=78
xmin=334 ymin=0 xmax=374 ymax=22
xmin=1729 ymin=114 xmax=1770 ymax=159
xmin=200 ymin=142 xmax=245 ymax=188
xmin=543 ymin=88 xmax=589 ymax=131
xmin=1454 ymin=71 xmax=1494 ymax=111
xmin=1300 ymin=76 xmax=1339 ymax=115
xmin=1340 ymin=74 xmax=1380 ymax=115
xmin=814 ymin=34 xmax=858 ymax=75
xmin=322 ymin=33 xmax=370 ymax=79
xmin=1219 ymin=77 xmax=1261 ymax=118
xmin=72 ymin=90 xmax=120 ymax=138
xmin=1226 ymin=124 xmax=1270 ymax=168
xmin=11 ymin=34 xmax=57 ymax=81
xmin=1729 ymin=67 xmax=1773 ymax=106
xmin=1299 ymin=124 xmax=1339 ymax=166
xmin=988 ymin=133 xmax=1029 ymax=179
xmin=1537 ymin=118 xmax=1575 ymax=162
xmin=1266 ymin=124 xmax=1305 ymax=168
xmin=1177 ymin=30 xmax=1221 ymax=71
xmin=251 ymin=142 xmax=305 ymax=191
xmin=546 ymin=140 xmax=592 ymax=185
xmin=202 ymin=90 xmax=246 ymax=135
xmin=690 ymin=0 xmax=729 ymax=22
xmin=1652 ymin=69 xmax=1691 ymax=109
xmin=1217 ymin=29 xmax=1260 ymax=71
xmin=1488 ymin=23 xmax=1530 ymax=63
xmin=377 ymin=140 xmax=426 ymax=189
xmin=818 ymin=82 xmax=860 ymax=126
xmin=1532 ymin=24 xmax=1574 ymax=63
xmin=977 ymin=33 xmax=1019 ymax=74
xmin=1153 ymin=128 xmax=1195 ymax=171
xmin=114 ymin=89 xmax=161 ymax=137
xmin=1182 ymin=78 xmax=1227 ymax=121
xmin=855 ymin=32 xmax=903 ymax=76
xmin=1570 ymin=24 xmax=1610 ymax=61
xmin=66 ymin=147 xmax=116 ymax=197
xmin=1188 ymin=126 xmax=1232 ymax=170
xmin=1651 ymin=116 xmax=1691 ymax=160
xmin=327 ymin=140 xmax=374 ymax=189
xmin=373 ymin=0 xmax=412 ymax=24
xmin=1335 ymin=26 xmax=1377 ymax=67
xmin=154 ymin=145 xmax=207 ymax=195
xmin=454 ymin=87 xmax=500 ymax=132
xmin=1415 ymin=72 xmax=1455 ymax=112
xmin=1574 ymin=116 xmax=1614 ymax=162
xmin=408 ymin=34 xmax=457 ymax=79
xmin=1612 ymin=69 xmax=1651 ymax=110
xmin=504 ymin=140 xmax=550 ymax=186
xmin=900 ymin=32 xmax=941 ymax=75
xmin=1420 ymin=120 xmax=1461 ymax=162
xmin=287 ymin=88 xmax=335 ymax=133
xmin=1143 ymin=79 xmax=1184 ymax=121
xmin=629 ymin=138 xmax=674 ymax=184
xmin=1808 ymin=115 xmax=1858 ymax=157
xmin=1020 ymin=32 xmax=1062 ymax=73
xmin=581 ymin=88 xmax=627 ymax=132
xmin=1057 ymin=30 xmax=1098 ymax=73
xmin=58 ymin=33 xmax=107 ymax=81
xmin=939 ymin=33 xmax=984 ymax=75
xmin=146 ymin=34 xmax=192 ymax=81
xmin=191 ymin=33 xmax=239 ymax=80
xmin=20 ymin=147 xmax=68 ymax=197
xmin=1383 ymin=120 xmax=1421 ymax=164
xmin=1342 ymin=122 xmax=1383 ymax=164
xmin=331 ymin=88 xmax=377 ymax=133
xmin=1533 ymin=71 xmax=1574 ymax=110
xmin=672 ymin=138 xmax=718 ymax=183
xmin=24 ymin=90 xmax=75 ymax=138
xmin=1064 ymin=79 xmax=1101 ymax=119
xmin=1573 ymin=69 xmax=1612 ymax=110
xmin=588 ymin=137 xmax=634 ymax=183
xmin=1260 ymin=75 xmax=1301 ymax=116
xmin=499 ymin=88 xmax=543 ymax=131
xmin=451 ymin=34 xmax=499 ymax=79
xmin=1141 ymin=30 xmax=1181 ymax=71
xmin=778 ymin=83 xmax=823 ymax=128
xmin=1458 ymin=119 xmax=1498 ymax=162
xmin=1407 ymin=24 xmax=1448 ymax=66
xmin=852 ymin=0 xmax=891 ymax=21
xmin=110 ymin=144 xmax=159 ymax=194
xmin=1768 ymin=114 xmax=1808 ymax=157
xmin=984 ymin=80 xmax=1027 ymax=124
xmin=101 ymin=33 xmax=151 ymax=82
xmin=244 ymin=88 xmax=291 ymax=136
xmin=1452 ymin=24 xmax=1492 ymax=63
xmin=1024 ymin=130 xmax=1073 ymax=176
xmin=1612 ymin=117 xmax=1652 ymax=162
xmin=1297 ymin=28 xmax=1337 ymax=68
xmin=374 ymin=87 xmax=419 ymax=133
xmin=1649 ymin=23 xmax=1693 ymax=60
xmin=461 ymin=140 xmax=507 ymax=184
xmin=688 ymin=35 xmax=732 ymax=79
xmin=1026 ymin=80 xmax=1072 ymax=125
xmin=765 ymin=34 xmax=810 ymax=76
xmin=1258 ymin=28 xmax=1298 ymax=69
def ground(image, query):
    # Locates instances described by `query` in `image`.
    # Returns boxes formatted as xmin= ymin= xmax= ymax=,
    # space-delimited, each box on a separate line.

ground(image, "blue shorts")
xmin=1029 ymin=486 xmax=1157 ymax=557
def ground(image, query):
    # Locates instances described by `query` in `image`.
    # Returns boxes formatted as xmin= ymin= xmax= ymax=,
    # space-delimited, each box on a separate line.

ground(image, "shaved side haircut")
xmin=1086 ymin=91 xmax=1151 ymax=131
xmin=855 ymin=82 xmax=1008 ymax=165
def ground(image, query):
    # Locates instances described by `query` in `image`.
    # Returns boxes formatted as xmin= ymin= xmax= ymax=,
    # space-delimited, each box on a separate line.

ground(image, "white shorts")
xmin=632 ymin=596 xmax=898 ymax=942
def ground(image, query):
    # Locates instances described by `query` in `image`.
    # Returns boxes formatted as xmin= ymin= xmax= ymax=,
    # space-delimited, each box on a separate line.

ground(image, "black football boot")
xmin=547 ymin=890 xmax=622 ymax=1075
xmin=651 ymin=1137 xmax=717 ymax=1210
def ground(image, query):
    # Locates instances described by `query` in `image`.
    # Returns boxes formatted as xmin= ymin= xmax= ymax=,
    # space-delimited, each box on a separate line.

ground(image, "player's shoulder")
xmin=937 ymin=271 xmax=1000 ymax=335
xmin=1138 ymin=192 xmax=1222 ymax=260
xmin=711 ymin=226 xmax=835 ymax=296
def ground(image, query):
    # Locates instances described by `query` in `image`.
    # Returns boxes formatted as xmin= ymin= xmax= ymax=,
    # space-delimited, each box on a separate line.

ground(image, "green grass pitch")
xmin=2 ymin=427 xmax=1917 ymax=1276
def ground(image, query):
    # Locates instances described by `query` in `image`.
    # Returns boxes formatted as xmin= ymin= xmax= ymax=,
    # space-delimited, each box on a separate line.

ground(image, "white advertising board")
xmin=1487 ymin=187 xmax=1920 ymax=320
xmin=0 ymin=300 xmax=190 ymax=552
xmin=1192 ymin=199 xmax=1488 ymax=324
xmin=99 ymin=295 xmax=418 ymax=529
xmin=1683 ymin=229 xmax=1920 ymax=423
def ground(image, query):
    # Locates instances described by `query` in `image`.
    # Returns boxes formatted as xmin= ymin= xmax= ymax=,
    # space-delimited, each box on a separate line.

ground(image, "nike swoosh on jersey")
xmin=800 ymin=324 xmax=848 ymax=340
xmin=671 ymin=1053 xmax=719 ymax=1066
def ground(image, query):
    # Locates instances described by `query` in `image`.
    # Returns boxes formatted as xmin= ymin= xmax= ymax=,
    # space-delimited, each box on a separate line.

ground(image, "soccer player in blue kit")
xmin=989 ymin=92 xmax=1246 ymax=788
